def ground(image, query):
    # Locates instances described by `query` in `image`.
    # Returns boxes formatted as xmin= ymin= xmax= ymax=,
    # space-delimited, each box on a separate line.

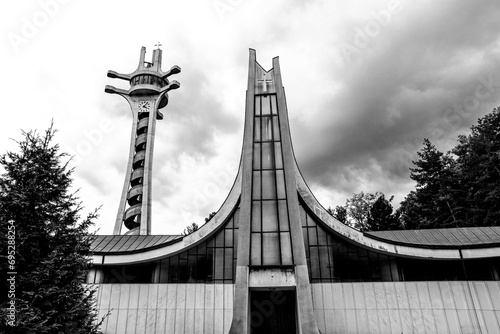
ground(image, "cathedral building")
xmin=88 ymin=47 xmax=500 ymax=334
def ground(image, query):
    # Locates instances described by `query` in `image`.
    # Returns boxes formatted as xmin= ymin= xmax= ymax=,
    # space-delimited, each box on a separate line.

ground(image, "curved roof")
xmin=365 ymin=227 xmax=500 ymax=249
xmin=91 ymin=235 xmax=183 ymax=254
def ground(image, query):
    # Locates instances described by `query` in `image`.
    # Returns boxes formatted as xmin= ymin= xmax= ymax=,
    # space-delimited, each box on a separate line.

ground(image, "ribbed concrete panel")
xmin=94 ymin=284 xmax=234 ymax=334
xmin=312 ymin=282 xmax=500 ymax=334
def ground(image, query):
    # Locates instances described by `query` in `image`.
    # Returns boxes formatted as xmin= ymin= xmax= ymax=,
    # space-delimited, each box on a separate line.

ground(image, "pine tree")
xmin=400 ymin=139 xmax=459 ymax=229
xmin=452 ymin=107 xmax=500 ymax=226
xmin=366 ymin=195 xmax=401 ymax=231
xmin=0 ymin=125 xmax=104 ymax=333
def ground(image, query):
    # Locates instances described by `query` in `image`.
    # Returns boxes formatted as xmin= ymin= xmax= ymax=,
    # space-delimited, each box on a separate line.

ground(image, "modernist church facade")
xmin=89 ymin=47 xmax=500 ymax=334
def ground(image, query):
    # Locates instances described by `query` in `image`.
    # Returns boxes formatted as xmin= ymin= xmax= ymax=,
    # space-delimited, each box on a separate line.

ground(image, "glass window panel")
xmin=206 ymin=248 xmax=213 ymax=282
xmin=271 ymin=95 xmax=278 ymax=115
xmin=197 ymin=255 xmax=209 ymax=282
xmin=261 ymin=142 xmax=274 ymax=169
xmin=379 ymin=256 xmax=393 ymax=281
xmin=233 ymin=209 xmax=240 ymax=228
xmin=280 ymin=232 xmax=293 ymax=265
xmin=262 ymin=116 xmax=273 ymax=141
xmin=274 ymin=142 xmax=283 ymax=169
xmin=251 ymin=233 xmax=261 ymax=265
xmin=252 ymin=171 xmax=261 ymax=200
xmin=188 ymin=255 xmax=197 ymax=282
xmin=252 ymin=201 xmax=261 ymax=232
xmin=179 ymin=249 xmax=188 ymax=260
xmin=306 ymin=212 xmax=315 ymax=227
xmin=319 ymin=246 xmax=331 ymax=280
xmin=215 ymin=229 xmax=225 ymax=247
xmin=278 ymin=200 xmax=290 ymax=231
xmin=254 ymin=118 xmax=261 ymax=142
xmin=262 ymin=200 xmax=279 ymax=232
xmin=233 ymin=229 xmax=238 ymax=252
xmin=368 ymin=252 xmax=381 ymax=281
xmin=169 ymin=256 xmax=179 ymax=283
xmin=276 ymin=170 xmax=286 ymax=199
xmin=272 ymin=116 xmax=280 ymax=141
xmin=390 ymin=258 xmax=400 ymax=281
xmin=254 ymin=96 xmax=260 ymax=116
xmin=197 ymin=242 xmax=207 ymax=255
xmin=299 ymin=206 xmax=307 ymax=227
xmin=308 ymin=227 xmax=318 ymax=246
xmin=317 ymin=227 xmax=328 ymax=246
xmin=310 ymin=247 xmax=320 ymax=279
xmin=261 ymin=96 xmax=271 ymax=115
xmin=214 ymin=248 xmax=224 ymax=279
xmin=357 ymin=247 xmax=368 ymax=257
xmin=159 ymin=258 xmax=169 ymax=283
xmin=224 ymin=249 xmax=233 ymax=279
xmin=302 ymin=228 xmax=310 ymax=257
xmin=262 ymin=233 xmax=280 ymax=265
xmin=207 ymin=237 xmax=214 ymax=249
xmin=225 ymin=228 xmax=233 ymax=247
xmin=226 ymin=216 xmax=234 ymax=229
xmin=178 ymin=258 xmax=188 ymax=281
xmin=261 ymin=171 xmax=276 ymax=199
xmin=253 ymin=143 xmax=261 ymax=170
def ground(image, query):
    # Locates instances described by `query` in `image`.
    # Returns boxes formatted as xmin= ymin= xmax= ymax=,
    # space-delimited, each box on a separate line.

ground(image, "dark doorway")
xmin=250 ymin=290 xmax=297 ymax=334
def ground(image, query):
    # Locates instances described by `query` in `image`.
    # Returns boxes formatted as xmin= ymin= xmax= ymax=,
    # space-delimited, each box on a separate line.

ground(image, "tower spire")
xmin=105 ymin=46 xmax=180 ymax=235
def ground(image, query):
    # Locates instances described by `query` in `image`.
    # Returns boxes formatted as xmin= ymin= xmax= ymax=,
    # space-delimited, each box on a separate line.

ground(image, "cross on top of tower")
xmin=257 ymin=72 xmax=273 ymax=92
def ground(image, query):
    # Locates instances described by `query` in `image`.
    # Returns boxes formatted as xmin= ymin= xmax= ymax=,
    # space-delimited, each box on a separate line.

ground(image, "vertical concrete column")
xmin=272 ymin=56 xmax=320 ymax=334
xmin=229 ymin=49 xmax=257 ymax=334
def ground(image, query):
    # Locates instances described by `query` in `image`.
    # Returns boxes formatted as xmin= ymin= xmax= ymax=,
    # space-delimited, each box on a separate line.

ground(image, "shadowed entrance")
xmin=250 ymin=290 xmax=297 ymax=334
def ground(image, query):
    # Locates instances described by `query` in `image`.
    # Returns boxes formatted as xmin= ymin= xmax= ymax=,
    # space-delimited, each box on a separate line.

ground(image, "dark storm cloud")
xmin=157 ymin=63 xmax=240 ymax=162
xmin=295 ymin=0 xmax=500 ymax=200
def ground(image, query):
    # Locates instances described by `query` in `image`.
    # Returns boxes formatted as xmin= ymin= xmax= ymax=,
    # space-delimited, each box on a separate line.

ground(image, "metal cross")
xmin=155 ymin=42 xmax=162 ymax=49
xmin=257 ymin=74 xmax=273 ymax=92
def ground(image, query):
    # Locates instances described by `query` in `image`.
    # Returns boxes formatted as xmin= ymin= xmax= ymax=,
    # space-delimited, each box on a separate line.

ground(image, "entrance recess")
xmin=250 ymin=290 xmax=297 ymax=334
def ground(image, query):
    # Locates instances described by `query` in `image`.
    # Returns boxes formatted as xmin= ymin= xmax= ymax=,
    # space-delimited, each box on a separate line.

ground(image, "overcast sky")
xmin=1 ymin=0 xmax=500 ymax=235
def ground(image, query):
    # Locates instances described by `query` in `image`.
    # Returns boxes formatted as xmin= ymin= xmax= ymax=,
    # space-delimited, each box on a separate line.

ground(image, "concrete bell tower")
xmin=105 ymin=46 xmax=180 ymax=235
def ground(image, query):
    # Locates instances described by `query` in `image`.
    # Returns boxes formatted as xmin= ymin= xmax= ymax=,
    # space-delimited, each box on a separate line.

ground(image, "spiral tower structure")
xmin=105 ymin=46 xmax=180 ymax=235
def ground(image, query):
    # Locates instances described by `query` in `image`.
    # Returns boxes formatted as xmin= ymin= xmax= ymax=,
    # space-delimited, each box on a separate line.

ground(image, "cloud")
xmin=2 ymin=0 xmax=500 ymax=234
xmin=292 ymin=0 xmax=500 ymax=206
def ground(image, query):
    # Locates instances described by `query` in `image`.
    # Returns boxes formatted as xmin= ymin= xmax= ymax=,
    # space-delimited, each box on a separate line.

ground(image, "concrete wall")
xmin=95 ymin=284 xmax=234 ymax=334
xmin=95 ymin=282 xmax=500 ymax=333
xmin=311 ymin=282 xmax=500 ymax=334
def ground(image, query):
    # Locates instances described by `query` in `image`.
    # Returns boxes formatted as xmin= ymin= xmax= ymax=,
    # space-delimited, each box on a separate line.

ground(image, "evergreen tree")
xmin=0 ymin=125 xmax=104 ymax=333
xmin=366 ymin=195 xmax=401 ymax=231
xmin=399 ymin=139 xmax=459 ymax=229
xmin=400 ymin=107 xmax=500 ymax=228
xmin=451 ymin=107 xmax=500 ymax=226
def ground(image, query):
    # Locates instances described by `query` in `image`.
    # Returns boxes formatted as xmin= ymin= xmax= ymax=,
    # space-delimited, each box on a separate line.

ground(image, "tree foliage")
xmin=182 ymin=222 xmax=200 ymax=236
xmin=330 ymin=192 xmax=400 ymax=231
xmin=0 ymin=125 xmax=104 ymax=333
xmin=183 ymin=211 xmax=218 ymax=236
xmin=366 ymin=195 xmax=400 ymax=231
xmin=399 ymin=107 xmax=500 ymax=229
xmin=328 ymin=205 xmax=348 ymax=225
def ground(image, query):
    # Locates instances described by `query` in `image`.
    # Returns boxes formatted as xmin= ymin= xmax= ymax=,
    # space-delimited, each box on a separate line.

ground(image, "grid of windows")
xmin=300 ymin=204 xmax=500 ymax=282
xmin=157 ymin=210 xmax=238 ymax=284
xmin=95 ymin=209 xmax=239 ymax=284
xmin=250 ymin=94 xmax=293 ymax=266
